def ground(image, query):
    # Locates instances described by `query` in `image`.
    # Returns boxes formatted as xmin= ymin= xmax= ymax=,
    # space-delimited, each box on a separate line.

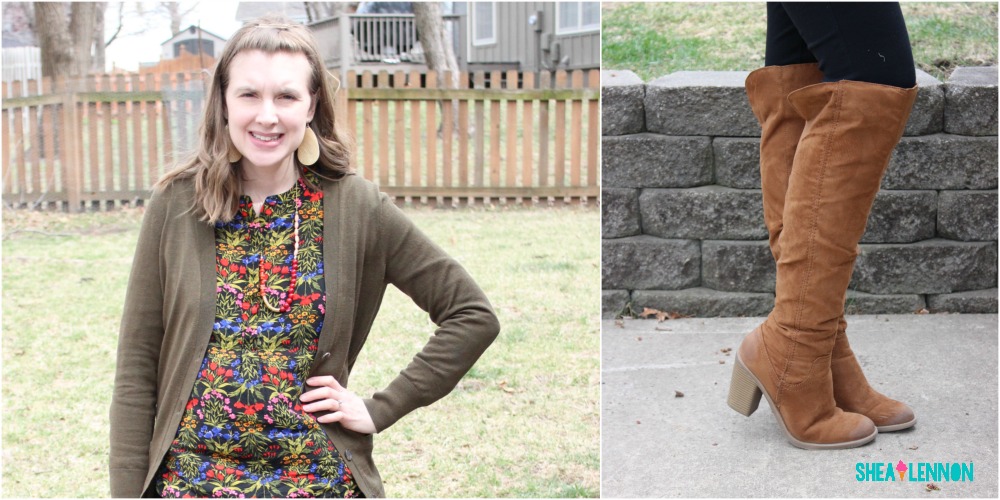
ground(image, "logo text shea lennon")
xmin=856 ymin=460 xmax=974 ymax=482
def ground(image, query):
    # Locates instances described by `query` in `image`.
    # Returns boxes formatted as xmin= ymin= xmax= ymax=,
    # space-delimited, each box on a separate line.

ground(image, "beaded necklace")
xmin=256 ymin=178 xmax=304 ymax=314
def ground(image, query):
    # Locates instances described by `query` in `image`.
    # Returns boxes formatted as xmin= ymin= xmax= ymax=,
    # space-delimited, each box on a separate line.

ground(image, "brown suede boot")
xmin=743 ymin=64 xmax=916 ymax=433
xmin=832 ymin=319 xmax=916 ymax=431
xmin=744 ymin=63 xmax=823 ymax=260
xmin=729 ymin=76 xmax=917 ymax=449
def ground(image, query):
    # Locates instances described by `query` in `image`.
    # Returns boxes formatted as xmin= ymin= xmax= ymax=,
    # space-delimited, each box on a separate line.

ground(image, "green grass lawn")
xmin=1 ymin=205 xmax=600 ymax=497
xmin=602 ymin=2 xmax=998 ymax=81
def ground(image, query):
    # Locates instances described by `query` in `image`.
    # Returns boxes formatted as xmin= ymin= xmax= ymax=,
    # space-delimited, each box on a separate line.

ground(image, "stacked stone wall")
xmin=602 ymin=66 xmax=998 ymax=317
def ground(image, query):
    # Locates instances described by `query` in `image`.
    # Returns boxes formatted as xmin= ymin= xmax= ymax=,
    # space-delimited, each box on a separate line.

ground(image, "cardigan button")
xmin=344 ymin=449 xmax=353 ymax=461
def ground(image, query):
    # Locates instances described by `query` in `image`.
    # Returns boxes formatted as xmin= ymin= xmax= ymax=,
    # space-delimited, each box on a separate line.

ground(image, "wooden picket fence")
xmin=1 ymin=69 xmax=599 ymax=211
xmin=344 ymin=69 xmax=600 ymax=205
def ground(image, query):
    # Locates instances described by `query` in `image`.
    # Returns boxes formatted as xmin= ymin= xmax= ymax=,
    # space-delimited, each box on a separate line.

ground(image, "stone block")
xmin=904 ymin=69 xmax=945 ymax=136
xmin=602 ymin=236 xmax=700 ymax=290
xmin=632 ymin=288 xmax=774 ymax=318
xmin=713 ymin=138 xmax=761 ymax=189
xmin=602 ymin=134 xmax=712 ymax=188
xmin=883 ymin=134 xmax=998 ymax=190
xmin=927 ymin=289 xmax=998 ymax=314
xmin=944 ymin=66 xmax=998 ymax=136
xmin=602 ymin=188 xmax=641 ymax=238
xmin=851 ymin=239 xmax=997 ymax=294
xmin=861 ymin=190 xmax=937 ymax=243
xmin=640 ymin=186 xmax=767 ymax=240
xmin=843 ymin=290 xmax=926 ymax=315
xmin=645 ymin=71 xmax=759 ymax=137
xmin=938 ymin=190 xmax=998 ymax=241
xmin=603 ymin=290 xmax=631 ymax=318
xmin=602 ymin=70 xmax=646 ymax=136
xmin=701 ymin=240 xmax=775 ymax=292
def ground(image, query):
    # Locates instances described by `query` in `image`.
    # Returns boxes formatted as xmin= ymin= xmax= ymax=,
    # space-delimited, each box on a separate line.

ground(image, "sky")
xmin=104 ymin=1 xmax=243 ymax=72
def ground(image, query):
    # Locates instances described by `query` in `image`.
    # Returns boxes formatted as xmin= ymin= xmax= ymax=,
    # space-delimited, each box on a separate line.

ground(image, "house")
xmin=307 ymin=1 xmax=597 ymax=79
xmin=461 ymin=2 xmax=599 ymax=72
xmin=1 ymin=2 xmax=41 ymax=84
xmin=160 ymin=25 xmax=228 ymax=60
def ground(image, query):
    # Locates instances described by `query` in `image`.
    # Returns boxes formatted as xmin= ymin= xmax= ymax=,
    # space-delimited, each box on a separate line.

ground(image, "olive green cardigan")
xmin=109 ymin=174 xmax=500 ymax=497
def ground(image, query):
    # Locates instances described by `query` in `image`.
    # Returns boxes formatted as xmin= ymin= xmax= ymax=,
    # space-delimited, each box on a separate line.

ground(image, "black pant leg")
xmin=765 ymin=2 xmax=816 ymax=66
xmin=766 ymin=2 xmax=916 ymax=88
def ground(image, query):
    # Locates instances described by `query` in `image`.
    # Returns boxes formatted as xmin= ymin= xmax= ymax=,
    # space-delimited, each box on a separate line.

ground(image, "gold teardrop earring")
xmin=297 ymin=124 xmax=319 ymax=166
xmin=225 ymin=124 xmax=242 ymax=163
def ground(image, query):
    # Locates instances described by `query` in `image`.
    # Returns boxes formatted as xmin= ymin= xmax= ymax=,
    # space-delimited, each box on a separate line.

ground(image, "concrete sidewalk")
xmin=602 ymin=314 xmax=998 ymax=497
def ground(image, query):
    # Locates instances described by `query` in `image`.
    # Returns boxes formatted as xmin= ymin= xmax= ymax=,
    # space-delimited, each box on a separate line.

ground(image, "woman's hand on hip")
xmin=301 ymin=375 xmax=376 ymax=434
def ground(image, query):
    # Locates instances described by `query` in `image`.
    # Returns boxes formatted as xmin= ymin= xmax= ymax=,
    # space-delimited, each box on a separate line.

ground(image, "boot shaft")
xmin=773 ymin=80 xmax=918 ymax=338
xmin=745 ymin=64 xmax=824 ymax=257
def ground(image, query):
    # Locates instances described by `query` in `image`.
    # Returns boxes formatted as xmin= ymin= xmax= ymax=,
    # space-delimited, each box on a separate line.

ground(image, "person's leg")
xmin=755 ymin=3 xmax=918 ymax=434
xmin=778 ymin=2 xmax=916 ymax=88
xmin=780 ymin=1 xmax=918 ymax=432
xmin=746 ymin=64 xmax=822 ymax=267
xmin=753 ymin=4 xmax=824 ymax=261
xmin=764 ymin=2 xmax=816 ymax=67
xmin=731 ymin=3 xmax=918 ymax=447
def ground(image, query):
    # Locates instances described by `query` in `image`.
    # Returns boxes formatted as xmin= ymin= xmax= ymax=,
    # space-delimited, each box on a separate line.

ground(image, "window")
xmin=556 ymin=2 xmax=600 ymax=35
xmin=472 ymin=2 xmax=496 ymax=46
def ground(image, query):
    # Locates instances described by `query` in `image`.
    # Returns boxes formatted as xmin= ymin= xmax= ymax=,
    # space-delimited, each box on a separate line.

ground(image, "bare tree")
xmin=413 ymin=2 xmax=462 ymax=135
xmin=33 ymin=3 xmax=71 ymax=78
xmin=34 ymin=2 xmax=98 ymax=79
xmin=160 ymin=1 xmax=199 ymax=35
xmin=164 ymin=1 xmax=181 ymax=34
xmin=412 ymin=2 xmax=458 ymax=75
xmin=68 ymin=3 xmax=98 ymax=76
xmin=92 ymin=2 xmax=107 ymax=72
xmin=103 ymin=2 xmax=125 ymax=47
xmin=303 ymin=2 xmax=350 ymax=23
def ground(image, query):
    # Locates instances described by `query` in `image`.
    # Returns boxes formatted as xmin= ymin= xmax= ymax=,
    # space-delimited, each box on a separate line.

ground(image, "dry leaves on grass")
xmin=674 ymin=391 xmax=684 ymax=398
xmin=915 ymin=308 xmax=930 ymax=314
xmin=638 ymin=307 xmax=689 ymax=322
xmin=497 ymin=380 xmax=518 ymax=394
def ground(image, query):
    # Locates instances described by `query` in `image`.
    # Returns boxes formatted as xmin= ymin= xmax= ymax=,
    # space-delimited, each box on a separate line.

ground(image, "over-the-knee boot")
xmin=743 ymin=64 xmax=916 ymax=433
xmin=745 ymin=63 xmax=823 ymax=259
xmin=729 ymin=77 xmax=917 ymax=449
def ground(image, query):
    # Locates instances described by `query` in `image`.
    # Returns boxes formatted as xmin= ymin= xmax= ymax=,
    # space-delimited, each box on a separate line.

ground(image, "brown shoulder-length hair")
xmin=154 ymin=15 xmax=354 ymax=224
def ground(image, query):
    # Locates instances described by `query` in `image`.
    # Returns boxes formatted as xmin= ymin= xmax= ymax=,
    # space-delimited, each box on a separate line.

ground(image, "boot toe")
xmin=846 ymin=413 xmax=878 ymax=442
xmin=872 ymin=400 xmax=916 ymax=432
xmin=790 ymin=410 xmax=876 ymax=449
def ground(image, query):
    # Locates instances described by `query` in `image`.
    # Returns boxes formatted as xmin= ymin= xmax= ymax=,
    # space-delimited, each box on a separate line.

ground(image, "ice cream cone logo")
xmin=896 ymin=460 xmax=908 ymax=481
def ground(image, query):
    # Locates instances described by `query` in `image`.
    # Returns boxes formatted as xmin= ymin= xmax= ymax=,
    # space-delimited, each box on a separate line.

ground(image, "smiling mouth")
xmin=250 ymin=132 xmax=283 ymax=142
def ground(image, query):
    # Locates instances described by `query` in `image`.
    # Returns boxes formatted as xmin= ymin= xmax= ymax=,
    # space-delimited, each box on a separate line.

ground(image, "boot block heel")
xmin=728 ymin=356 xmax=763 ymax=417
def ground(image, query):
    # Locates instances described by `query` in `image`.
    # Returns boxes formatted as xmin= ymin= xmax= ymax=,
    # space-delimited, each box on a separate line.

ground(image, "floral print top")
xmin=155 ymin=174 xmax=360 ymax=498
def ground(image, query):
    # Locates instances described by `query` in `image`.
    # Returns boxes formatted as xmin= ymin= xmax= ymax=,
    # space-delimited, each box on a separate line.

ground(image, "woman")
xmin=727 ymin=3 xmax=917 ymax=449
xmin=109 ymin=16 xmax=499 ymax=497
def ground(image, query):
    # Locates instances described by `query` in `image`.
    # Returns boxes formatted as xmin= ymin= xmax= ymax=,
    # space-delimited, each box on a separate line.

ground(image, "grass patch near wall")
xmin=1 ymin=205 xmax=600 ymax=497
xmin=602 ymin=2 xmax=998 ymax=81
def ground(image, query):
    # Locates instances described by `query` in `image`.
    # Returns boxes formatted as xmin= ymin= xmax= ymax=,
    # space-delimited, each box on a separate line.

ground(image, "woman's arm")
xmin=108 ymin=189 xmax=169 ymax=497
xmin=361 ymin=194 xmax=501 ymax=432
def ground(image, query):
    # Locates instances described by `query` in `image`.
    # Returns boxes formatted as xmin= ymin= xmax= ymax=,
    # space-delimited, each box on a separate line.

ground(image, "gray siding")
xmin=554 ymin=30 xmax=600 ymax=70
xmin=467 ymin=2 xmax=598 ymax=72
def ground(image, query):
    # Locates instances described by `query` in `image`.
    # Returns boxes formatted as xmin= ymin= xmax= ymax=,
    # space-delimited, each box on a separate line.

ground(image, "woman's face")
xmin=225 ymin=50 xmax=317 ymax=176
